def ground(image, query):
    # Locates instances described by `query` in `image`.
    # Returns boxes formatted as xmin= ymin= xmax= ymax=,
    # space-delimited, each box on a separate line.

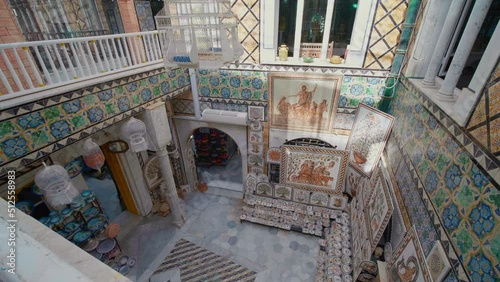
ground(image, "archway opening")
xmin=189 ymin=127 xmax=242 ymax=191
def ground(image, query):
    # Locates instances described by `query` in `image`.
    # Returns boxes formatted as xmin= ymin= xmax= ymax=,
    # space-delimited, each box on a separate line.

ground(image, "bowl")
xmin=330 ymin=55 xmax=342 ymax=64
xmin=303 ymin=57 xmax=314 ymax=63
xmin=353 ymin=151 xmax=367 ymax=164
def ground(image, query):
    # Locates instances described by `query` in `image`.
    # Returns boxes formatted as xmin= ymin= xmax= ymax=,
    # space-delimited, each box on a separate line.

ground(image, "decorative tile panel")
xmin=339 ymin=76 xmax=386 ymax=109
xmin=0 ymin=68 xmax=191 ymax=175
xmin=387 ymin=76 xmax=500 ymax=282
xmin=467 ymin=62 xmax=500 ymax=156
xmin=364 ymin=0 xmax=409 ymax=69
xmin=231 ymin=0 xmax=260 ymax=64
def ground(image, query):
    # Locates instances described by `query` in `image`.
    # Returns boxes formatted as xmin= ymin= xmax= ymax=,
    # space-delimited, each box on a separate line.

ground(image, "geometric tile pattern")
xmin=231 ymin=0 xmax=260 ymax=64
xmin=364 ymin=0 xmax=409 ymax=69
xmin=467 ymin=62 xmax=500 ymax=156
xmin=222 ymin=63 xmax=389 ymax=77
xmin=388 ymin=76 xmax=500 ymax=282
xmin=0 ymin=67 xmax=191 ymax=175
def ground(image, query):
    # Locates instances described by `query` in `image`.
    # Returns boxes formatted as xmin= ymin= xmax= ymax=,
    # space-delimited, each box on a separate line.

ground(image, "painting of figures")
xmin=269 ymin=73 xmax=341 ymax=132
xmin=280 ymin=145 xmax=349 ymax=195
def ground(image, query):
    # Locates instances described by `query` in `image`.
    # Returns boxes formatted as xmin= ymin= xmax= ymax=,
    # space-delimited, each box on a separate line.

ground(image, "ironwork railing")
xmin=0 ymin=31 xmax=163 ymax=97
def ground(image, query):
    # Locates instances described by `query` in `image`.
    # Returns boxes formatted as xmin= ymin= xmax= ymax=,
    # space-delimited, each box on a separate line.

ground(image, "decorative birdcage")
xmin=156 ymin=0 xmax=244 ymax=69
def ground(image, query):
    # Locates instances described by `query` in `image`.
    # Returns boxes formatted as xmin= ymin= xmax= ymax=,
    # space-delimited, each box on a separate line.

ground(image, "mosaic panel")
xmin=0 ymin=68 xmax=191 ymax=171
xmin=388 ymin=78 xmax=500 ymax=282
xmin=467 ymin=62 xmax=500 ymax=156
xmin=364 ymin=0 xmax=409 ymax=69
xmin=339 ymin=76 xmax=386 ymax=109
xmin=134 ymin=0 xmax=155 ymax=31
xmin=230 ymin=0 xmax=260 ymax=64
xmin=196 ymin=69 xmax=268 ymax=101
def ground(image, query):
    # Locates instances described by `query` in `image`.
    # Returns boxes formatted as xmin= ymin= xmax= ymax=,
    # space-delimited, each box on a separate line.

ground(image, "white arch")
xmin=173 ymin=116 xmax=247 ymax=193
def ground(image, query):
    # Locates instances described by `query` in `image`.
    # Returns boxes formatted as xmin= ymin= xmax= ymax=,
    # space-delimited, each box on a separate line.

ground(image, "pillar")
xmin=421 ymin=0 xmax=467 ymax=88
xmin=144 ymin=102 xmax=186 ymax=227
xmin=437 ymin=0 xmax=492 ymax=101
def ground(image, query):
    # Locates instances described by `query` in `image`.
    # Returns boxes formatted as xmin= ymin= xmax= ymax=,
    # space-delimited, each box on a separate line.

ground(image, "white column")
xmin=437 ymin=0 xmax=493 ymax=101
xmin=157 ymin=148 xmax=186 ymax=227
xmin=422 ymin=0 xmax=467 ymax=87
xmin=144 ymin=103 xmax=186 ymax=227
xmin=189 ymin=68 xmax=202 ymax=119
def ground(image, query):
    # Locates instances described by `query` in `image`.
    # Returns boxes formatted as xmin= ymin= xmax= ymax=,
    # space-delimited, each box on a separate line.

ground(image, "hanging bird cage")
xmin=34 ymin=163 xmax=81 ymax=207
xmin=155 ymin=0 xmax=244 ymax=69
xmin=121 ymin=117 xmax=157 ymax=153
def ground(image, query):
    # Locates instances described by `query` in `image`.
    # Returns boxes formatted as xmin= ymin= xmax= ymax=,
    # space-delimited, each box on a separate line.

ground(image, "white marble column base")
xmin=436 ymin=90 xmax=457 ymax=102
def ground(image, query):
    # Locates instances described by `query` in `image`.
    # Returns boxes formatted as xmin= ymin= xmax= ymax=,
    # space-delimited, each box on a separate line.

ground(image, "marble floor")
xmin=119 ymin=191 xmax=319 ymax=282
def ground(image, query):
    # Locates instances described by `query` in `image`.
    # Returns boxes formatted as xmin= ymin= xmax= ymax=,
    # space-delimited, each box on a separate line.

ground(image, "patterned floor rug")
xmin=153 ymin=239 xmax=257 ymax=282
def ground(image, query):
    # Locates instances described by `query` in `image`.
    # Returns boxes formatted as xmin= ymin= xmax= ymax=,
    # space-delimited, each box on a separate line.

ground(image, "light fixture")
xmin=155 ymin=0 xmax=244 ymax=69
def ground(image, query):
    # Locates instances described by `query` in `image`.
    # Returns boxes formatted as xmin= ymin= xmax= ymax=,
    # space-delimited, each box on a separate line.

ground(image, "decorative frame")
xmin=143 ymin=155 xmax=162 ymax=188
xmin=366 ymin=172 xmax=394 ymax=249
xmin=274 ymin=184 xmax=292 ymax=200
xmin=346 ymin=103 xmax=394 ymax=177
xmin=255 ymin=182 xmax=274 ymax=197
xmin=279 ymin=145 xmax=349 ymax=195
xmin=268 ymin=73 xmax=341 ymax=132
xmin=426 ymin=241 xmax=451 ymax=282
xmin=386 ymin=226 xmax=432 ymax=282
xmin=245 ymin=174 xmax=257 ymax=194
xmin=248 ymin=106 xmax=265 ymax=121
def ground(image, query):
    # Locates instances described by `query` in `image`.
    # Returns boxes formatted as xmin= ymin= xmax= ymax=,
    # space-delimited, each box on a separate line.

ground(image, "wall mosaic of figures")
xmin=386 ymin=76 xmax=500 ymax=281
xmin=0 ymin=68 xmax=191 ymax=176
xmin=172 ymin=69 xmax=387 ymax=135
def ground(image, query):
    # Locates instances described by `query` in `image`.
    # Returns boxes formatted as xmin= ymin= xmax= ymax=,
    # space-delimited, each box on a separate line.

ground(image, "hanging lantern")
xmin=121 ymin=117 xmax=157 ymax=153
xmin=35 ymin=163 xmax=81 ymax=208
xmin=81 ymin=138 xmax=105 ymax=173
xmin=155 ymin=0 xmax=244 ymax=69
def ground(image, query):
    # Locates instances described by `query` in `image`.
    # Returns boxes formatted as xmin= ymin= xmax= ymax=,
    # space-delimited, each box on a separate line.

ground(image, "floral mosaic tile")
xmin=338 ymin=76 xmax=385 ymax=109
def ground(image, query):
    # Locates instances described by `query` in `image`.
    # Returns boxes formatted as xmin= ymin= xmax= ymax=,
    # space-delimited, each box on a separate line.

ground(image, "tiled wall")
xmin=467 ymin=62 xmax=500 ymax=157
xmin=0 ymin=68 xmax=191 ymax=175
xmin=173 ymin=69 xmax=386 ymax=134
xmin=387 ymin=76 xmax=499 ymax=281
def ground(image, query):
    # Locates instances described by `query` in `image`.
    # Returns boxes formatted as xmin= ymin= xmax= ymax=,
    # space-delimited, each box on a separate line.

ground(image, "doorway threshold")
xmin=204 ymin=184 xmax=243 ymax=199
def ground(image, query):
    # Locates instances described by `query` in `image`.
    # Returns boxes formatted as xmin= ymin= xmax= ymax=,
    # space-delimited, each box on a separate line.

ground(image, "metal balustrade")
xmin=0 ymin=31 xmax=163 ymax=98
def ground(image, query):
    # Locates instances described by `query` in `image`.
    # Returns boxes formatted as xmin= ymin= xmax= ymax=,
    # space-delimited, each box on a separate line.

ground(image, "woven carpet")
xmin=153 ymin=239 xmax=257 ymax=282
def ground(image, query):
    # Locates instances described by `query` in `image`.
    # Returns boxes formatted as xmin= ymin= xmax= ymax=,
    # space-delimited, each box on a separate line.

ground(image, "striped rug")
xmin=153 ymin=239 xmax=257 ymax=282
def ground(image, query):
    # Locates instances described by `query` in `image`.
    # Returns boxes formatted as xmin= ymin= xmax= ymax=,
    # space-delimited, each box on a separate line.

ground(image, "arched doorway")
xmin=173 ymin=117 xmax=248 ymax=193
xmin=189 ymin=128 xmax=242 ymax=191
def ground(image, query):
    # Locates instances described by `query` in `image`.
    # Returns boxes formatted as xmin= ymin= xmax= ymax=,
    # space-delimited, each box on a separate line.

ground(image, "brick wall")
xmin=0 ymin=0 xmax=42 ymax=95
xmin=117 ymin=0 xmax=141 ymax=33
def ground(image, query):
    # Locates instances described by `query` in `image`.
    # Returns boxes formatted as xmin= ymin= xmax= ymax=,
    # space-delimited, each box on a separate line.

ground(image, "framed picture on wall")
xmin=268 ymin=73 xmax=341 ymax=133
xmin=346 ymin=103 xmax=394 ymax=177
xmin=365 ymin=172 xmax=394 ymax=249
xmin=386 ymin=226 xmax=432 ymax=282
xmin=426 ymin=241 xmax=451 ymax=282
xmin=279 ymin=145 xmax=349 ymax=195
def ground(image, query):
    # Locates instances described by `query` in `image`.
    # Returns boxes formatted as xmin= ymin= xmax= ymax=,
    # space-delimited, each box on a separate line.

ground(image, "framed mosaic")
xmin=387 ymin=226 xmax=432 ymax=282
xmin=255 ymin=182 xmax=274 ymax=197
xmin=249 ymin=166 xmax=264 ymax=175
xmin=292 ymin=188 xmax=310 ymax=204
xmin=266 ymin=147 xmax=281 ymax=164
xmin=346 ymin=103 xmax=394 ymax=177
xmin=248 ymin=106 xmax=265 ymax=121
xmin=268 ymin=73 xmax=341 ymax=133
xmin=248 ymin=154 xmax=264 ymax=166
xmin=248 ymin=143 xmax=264 ymax=155
xmin=328 ymin=195 xmax=348 ymax=210
xmin=310 ymin=192 xmax=329 ymax=207
xmin=365 ymin=172 xmax=394 ymax=249
xmin=248 ymin=120 xmax=263 ymax=131
xmin=279 ymin=145 xmax=349 ymax=195
xmin=426 ymin=241 xmax=451 ymax=282
xmin=249 ymin=131 xmax=263 ymax=143
xmin=274 ymin=184 xmax=292 ymax=200
xmin=345 ymin=164 xmax=367 ymax=198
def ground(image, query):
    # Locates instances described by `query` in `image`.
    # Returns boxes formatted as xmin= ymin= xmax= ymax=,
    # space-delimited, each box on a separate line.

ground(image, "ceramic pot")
xmin=278 ymin=45 xmax=288 ymax=61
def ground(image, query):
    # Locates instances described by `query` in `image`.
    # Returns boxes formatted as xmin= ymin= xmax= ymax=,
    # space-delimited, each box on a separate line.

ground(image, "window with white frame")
xmin=260 ymin=0 xmax=377 ymax=67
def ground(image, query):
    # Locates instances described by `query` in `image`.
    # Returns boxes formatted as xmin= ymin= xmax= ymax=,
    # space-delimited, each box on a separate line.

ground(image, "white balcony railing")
xmin=0 ymin=31 xmax=163 ymax=99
